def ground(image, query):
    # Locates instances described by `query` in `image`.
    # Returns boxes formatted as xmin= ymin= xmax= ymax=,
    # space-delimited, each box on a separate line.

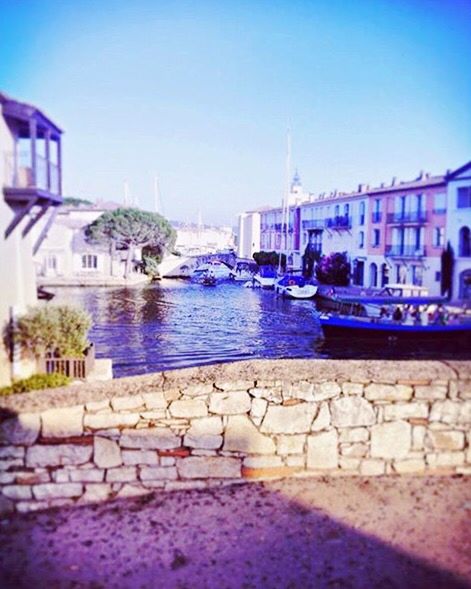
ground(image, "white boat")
xmin=275 ymin=275 xmax=318 ymax=299
xmin=229 ymin=260 xmax=258 ymax=282
xmin=191 ymin=261 xmax=232 ymax=282
xmin=252 ymin=267 xmax=278 ymax=289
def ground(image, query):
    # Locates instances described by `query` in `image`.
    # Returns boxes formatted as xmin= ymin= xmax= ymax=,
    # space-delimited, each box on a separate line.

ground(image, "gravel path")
xmin=0 ymin=476 xmax=470 ymax=588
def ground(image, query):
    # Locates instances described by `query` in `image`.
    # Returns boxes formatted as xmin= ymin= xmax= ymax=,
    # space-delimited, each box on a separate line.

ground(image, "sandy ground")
xmin=0 ymin=475 xmax=470 ymax=589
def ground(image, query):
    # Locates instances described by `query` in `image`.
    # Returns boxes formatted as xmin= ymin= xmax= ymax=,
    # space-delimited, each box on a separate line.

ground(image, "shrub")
xmin=0 ymin=373 xmax=71 ymax=396
xmin=315 ymin=252 xmax=351 ymax=286
xmin=253 ymin=251 xmax=286 ymax=269
xmin=13 ymin=305 xmax=92 ymax=359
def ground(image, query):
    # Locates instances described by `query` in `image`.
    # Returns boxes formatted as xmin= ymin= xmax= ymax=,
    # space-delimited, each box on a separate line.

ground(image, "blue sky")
xmin=1 ymin=0 xmax=470 ymax=225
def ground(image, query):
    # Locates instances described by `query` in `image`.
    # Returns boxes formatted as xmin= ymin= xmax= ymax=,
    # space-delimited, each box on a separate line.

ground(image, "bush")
xmin=13 ymin=305 xmax=92 ymax=359
xmin=253 ymin=251 xmax=286 ymax=269
xmin=315 ymin=252 xmax=351 ymax=286
xmin=0 ymin=373 xmax=71 ymax=396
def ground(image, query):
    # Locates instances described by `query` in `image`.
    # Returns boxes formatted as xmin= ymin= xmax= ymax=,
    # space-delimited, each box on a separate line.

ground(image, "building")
xmin=445 ymin=162 xmax=471 ymax=299
xmin=174 ymin=221 xmax=235 ymax=256
xmin=35 ymin=201 xmax=146 ymax=285
xmin=0 ymin=92 xmax=63 ymax=385
xmin=239 ymin=163 xmax=470 ymax=299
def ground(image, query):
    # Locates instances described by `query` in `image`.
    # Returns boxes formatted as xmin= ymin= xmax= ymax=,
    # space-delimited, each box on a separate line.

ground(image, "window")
xmin=435 ymin=271 xmax=441 ymax=282
xmin=82 ymin=254 xmax=98 ymax=269
xmin=358 ymin=231 xmax=364 ymax=248
xmin=359 ymin=202 xmax=365 ymax=225
xmin=434 ymin=227 xmax=444 ymax=247
xmin=372 ymin=199 xmax=382 ymax=223
xmin=434 ymin=192 xmax=446 ymax=213
xmin=46 ymin=255 xmax=57 ymax=270
xmin=372 ymin=229 xmax=380 ymax=247
xmin=344 ymin=203 xmax=350 ymax=217
xmin=334 ymin=204 xmax=340 ymax=217
xmin=457 ymin=187 xmax=471 ymax=208
xmin=459 ymin=226 xmax=471 ymax=257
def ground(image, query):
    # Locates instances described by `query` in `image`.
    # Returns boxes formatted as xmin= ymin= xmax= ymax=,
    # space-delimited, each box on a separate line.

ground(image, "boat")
xmin=252 ymin=266 xmax=278 ymax=289
xmin=318 ymin=309 xmax=471 ymax=343
xmin=201 ymin=274 xmax=217 ymax=287
xmin=191 ymin=260 xmax=232 ymax=282
xmin=229 ymin=260 xmax=258 ymax=282
xmin=275 ymin=275 xmax=318 ymax=300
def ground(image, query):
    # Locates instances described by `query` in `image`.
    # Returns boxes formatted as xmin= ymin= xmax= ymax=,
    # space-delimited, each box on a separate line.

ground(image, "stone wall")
xmin=0 ymin=359 xmax=469 ymax=513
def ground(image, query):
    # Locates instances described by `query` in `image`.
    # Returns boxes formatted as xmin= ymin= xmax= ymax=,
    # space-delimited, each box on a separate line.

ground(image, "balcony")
xmin=4 ymin=151 xmax=60 ymax=195
xmin=371 ymin=212 xmax=382 ymax=223
xmin=386 ymin=211 xmax=428 ymax=224
xmin=385 ymin=245 xmax=426 ymax=258
xmin=302 ymin=219 xmax=324 ymax=230
xmin=325 ymin=215 xmax=351 ymax=230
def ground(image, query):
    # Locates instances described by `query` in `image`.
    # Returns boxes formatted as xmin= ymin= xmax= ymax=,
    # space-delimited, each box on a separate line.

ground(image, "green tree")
xmin=253 ymin=251 xmax=286 ymax=269
xmin=315 ymin=252 xmax=350 ymax=286
xmin=85 ymin=208 xmax=176 ymax=278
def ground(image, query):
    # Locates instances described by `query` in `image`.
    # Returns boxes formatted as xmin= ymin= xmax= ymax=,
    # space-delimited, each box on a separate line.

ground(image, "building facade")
xmin=0 ymin=92 xmax=63 ymax=385
xmin=240 ymin=163 xmax=470 ymax=299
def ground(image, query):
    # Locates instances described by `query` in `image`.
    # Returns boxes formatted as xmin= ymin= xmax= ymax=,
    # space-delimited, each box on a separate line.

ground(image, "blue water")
xmin=52 ymin=281 xmax=470 ymax=377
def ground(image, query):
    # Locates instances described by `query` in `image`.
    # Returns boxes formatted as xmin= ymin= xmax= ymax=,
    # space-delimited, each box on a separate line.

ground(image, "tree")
xmin=315 ymin=252 xmax=350 ymax=285
xmin=85 ymin=208 xmax=176 ymax=278
xmin=302 ymin=243 xmax=321 ymax=278
xmin=440 ymin=241 xmax=454 ymax=298
xmin=253 ymin=251 xmax=286 ymax=270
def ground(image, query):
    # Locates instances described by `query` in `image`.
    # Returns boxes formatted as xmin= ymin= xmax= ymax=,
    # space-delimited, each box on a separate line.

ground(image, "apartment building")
xmin=239 ymin=162 xmax=470 ymax=299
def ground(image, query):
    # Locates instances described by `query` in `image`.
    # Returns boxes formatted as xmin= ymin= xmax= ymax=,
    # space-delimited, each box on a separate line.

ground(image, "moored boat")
xmin=275 ymin=275 xmax=318 ymax=300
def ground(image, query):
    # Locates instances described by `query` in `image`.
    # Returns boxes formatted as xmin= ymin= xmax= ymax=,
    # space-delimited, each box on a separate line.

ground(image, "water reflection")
xmin=51 ymin=281 xmax=470 ymax=378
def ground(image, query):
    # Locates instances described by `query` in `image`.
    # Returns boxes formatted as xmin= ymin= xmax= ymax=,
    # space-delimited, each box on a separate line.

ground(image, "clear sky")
xmin=1 ymin=0 xmax=470 ymax=225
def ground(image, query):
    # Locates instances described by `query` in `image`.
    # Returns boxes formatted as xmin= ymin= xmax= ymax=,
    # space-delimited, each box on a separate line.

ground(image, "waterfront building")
xmin=445 ymin=161 xmax=471 ymax=299
xmin=0 ymin=92 xmax=63 ymax=385
xmin=174 ymin=221 xmax=235 ymax=256
xmin=240 ymin=163 xmax=469 ymax=298
xmin=34 ymin=201 xmax=146 ymax=285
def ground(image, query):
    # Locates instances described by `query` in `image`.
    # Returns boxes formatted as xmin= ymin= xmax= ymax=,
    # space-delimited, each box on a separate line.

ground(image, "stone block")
xmin=261 ymin=404 xmax=316 ymax=434
xmin=339 ymin=457 xmax=361 ymax=470
xmin=383 ymin=403 xmax=429 ymax=421
xmin=415 ymin=385 xmax=448 ymax=400
xmin=177 ymin=456 xmax=241 ymax=479
xmin=307 ymin=430 xmax=338 ymax=469
xmin=242 ymin=466 xmax=301 ymax=479
xmin=161 ymin=457 xmax=175 ymax=466
xmin=184 ymin=434 xmax=223 ymax=449
xmin=169 ymin=399 xmax=208 ymax=418
xmin=111 ymin=395 xmax=144 ymax=411
xmin=250 ymin=398 xmax=268 ymax=419
xmin=33 ymin=483 xmax=82 ymax=500
xmin=0 ymin=413 xmax=40 ymax=446
xmin=285 ymin=381 xmax=315 ymax=402
xmin=186 ymin=416 xmax=223 ymax=436
xmin=69 ymin=469 xmax=105 ymax=483
xmin=426 ymin=452 xmax=465 ymax=467
xmin=340 ymin=443 xmax=368 ymax=458
xmin=342 ymin=382 xmax=364 ymax=395
xmin=2 ymin=485 xmax=33 ymax=500
xmin=360 ymin=459 xmax=385 ymax=476
xmin=81 ymin=483 xmax=111 ymax=502
xmin=182 ymin=384 xmax=214 ymax=397
xmin=426 ymin=430 xmax=465 ymax=451
xmin=122 ymin=450 xmax=159 ymax=465
xmin=243 ymin=455 xmax=283 ymax=468
xmin=85 ymin=400 xmax=110 ymax=412
xmin=140 ymin=411 xmax=167 ymax=420
xmin=120 ymin=428 xmax=181 ymax=449
xmin=286 ymin=455 xmax=305 ymax=468
xmin=84 ymin=413 xmax=139 ymax=430
xmin=142 ymin=392 xmax=168 ymax=409
xmin=371 ymin=421 xmax=411 ymax=459
xmin=94 ymin=436 xmax=122 ymax=468
xmin=364 ymin=383 xmax=413 ymax=402
xmin=209 ymin=391 xmax=251 ymax=415
xmin=116 ymin=484 xmax=151 ymax=498
xmin=139 ymin=466 xmax=178 ymax=481
xmin=276 ymin=435 xmax=305 ymax=455
xmin=393 ymin=459 xmax=426 ymax=473
xmin=312 ymin=382 xmax=341 ymax=401
xmin=215 ymin=381 xmax=253 ymax=391
xmin=26 ymin=444 xmax=92 ymax=467
xmin=41 ymin=405 xmax=84 ymax=438
xmin=0 ymin=458 xmax=23 ymax=470
xmin=412 ymin=426 xmax=426 ymax=451
xmin=248 ymin=388 xmax=282 ymax=403
xmin=163 ymin=389 xmax=181 ymax=402
xmin=0 ymin=447 xmax=25 ymax=459
xmin=106 ymin=466 xmax=137 ymax=483
xmin=311 ymin=403 xmax=330 ymax=432
xmin=0 ymin=473 xmax=16 ymax=484
xmin=339 ymin=428 xmax=369 ymax=443
xmin=458 ymin=380 xmax=471 ymax=400
xmin=430 ymin=400 xmax=471 ymax=425
xmin=331 ymin=397 xmax=375 ymax=427
xmin=224 ymin=415 xmax=276 ymax=454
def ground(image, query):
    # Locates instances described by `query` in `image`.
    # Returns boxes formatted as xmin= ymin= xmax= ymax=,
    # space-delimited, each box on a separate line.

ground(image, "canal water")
xmin=52 ymin=281 xmax=470 ymax=378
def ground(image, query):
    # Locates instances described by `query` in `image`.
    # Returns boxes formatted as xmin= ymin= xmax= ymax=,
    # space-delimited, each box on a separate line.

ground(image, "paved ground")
xmin=0 ymin=476 xmax=470 ymax=588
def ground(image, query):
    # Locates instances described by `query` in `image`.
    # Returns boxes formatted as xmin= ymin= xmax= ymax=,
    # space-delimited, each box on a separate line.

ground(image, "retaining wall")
xmin=0 ymin=359 xmax=470 ymax=513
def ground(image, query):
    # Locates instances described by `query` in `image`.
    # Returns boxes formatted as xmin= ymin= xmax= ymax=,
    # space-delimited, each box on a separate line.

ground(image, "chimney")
xmin=391 ymin=177 xmax=397 ymax=186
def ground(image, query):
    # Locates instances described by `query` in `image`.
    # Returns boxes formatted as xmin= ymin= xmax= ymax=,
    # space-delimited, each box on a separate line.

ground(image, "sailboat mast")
xmin=279 ymin=128 xmax=291 ymax=274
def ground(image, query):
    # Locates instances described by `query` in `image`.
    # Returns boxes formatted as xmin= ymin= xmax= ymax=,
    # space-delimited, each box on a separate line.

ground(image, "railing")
xmin=371 ymin=212 xmax=382 ymax=223
xmin=386 ymin=211 xmax=428 ymax=224
xmin=325 ymin=215 xmax=351 ymax=229
xmin=385 ymin=245 xmax=426 ymax=258
xmin=37 ymin=344 xmax=95 ymax=380
xmin=302 ymin=219 xmax=324 ymax=230
xmin=3 ymin=152 xmax=60 ymax=194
